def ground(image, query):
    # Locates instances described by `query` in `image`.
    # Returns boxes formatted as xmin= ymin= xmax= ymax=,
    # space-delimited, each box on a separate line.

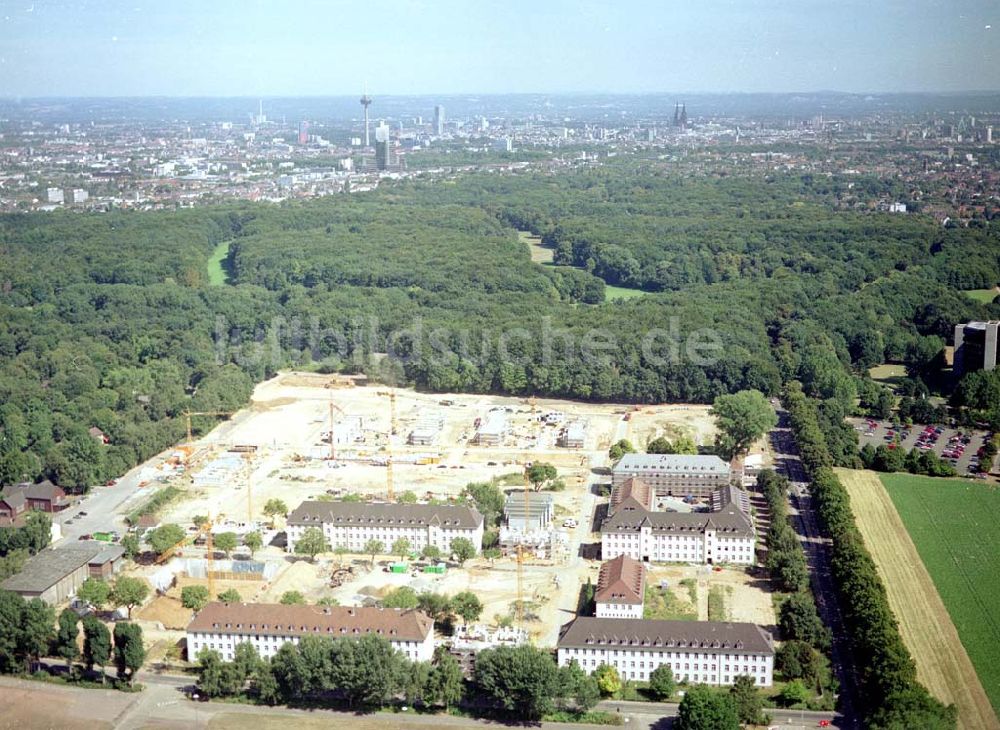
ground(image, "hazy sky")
xmin=0 ymin=0 xmax=998 ymax=96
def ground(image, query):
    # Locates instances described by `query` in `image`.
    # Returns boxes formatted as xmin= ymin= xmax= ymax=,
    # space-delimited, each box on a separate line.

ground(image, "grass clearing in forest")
xmin=604 ymin=284 xmax=649 ymax=301
xmin=964 ymin=287 xmax=999 ymax=304
xmin=838 ymin=468 xmax=999 ymax=729
xmin=206 ymin=240 xmax=231 ymax=285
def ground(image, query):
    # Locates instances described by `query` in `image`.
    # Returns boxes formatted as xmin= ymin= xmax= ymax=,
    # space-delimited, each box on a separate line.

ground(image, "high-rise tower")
xmin=434 ymin=104 xmax=445 ymax=136
xmin=360 ymin=85 xmax=373 ymax=147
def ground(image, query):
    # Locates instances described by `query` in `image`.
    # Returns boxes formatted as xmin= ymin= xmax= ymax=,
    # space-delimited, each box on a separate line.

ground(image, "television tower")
xmin=360 ymin=84 xmax=373 ymax=147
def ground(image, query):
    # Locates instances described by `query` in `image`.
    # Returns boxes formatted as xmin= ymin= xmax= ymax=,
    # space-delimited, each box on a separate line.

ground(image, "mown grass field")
xmin=964 ymin=287 xmax=999 ymax=304
xmin=604 ymin=284 xmax=648 ymax=301
xmin=206 ymin=240 xmax=231 ymax=285
xmin=877 ymin=471 xmax=1000 ymax=725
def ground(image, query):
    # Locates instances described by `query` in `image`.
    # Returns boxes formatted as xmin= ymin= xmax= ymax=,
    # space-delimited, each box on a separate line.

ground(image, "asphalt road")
xmin=52 ymin=410 xmax=255 ymax=545
xmin=769 ymin=407 xmax=859 ymax=730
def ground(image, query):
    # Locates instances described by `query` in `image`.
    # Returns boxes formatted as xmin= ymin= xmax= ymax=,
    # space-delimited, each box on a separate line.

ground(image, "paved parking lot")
xmin=849 ymin=418 xmax=995 ymax=477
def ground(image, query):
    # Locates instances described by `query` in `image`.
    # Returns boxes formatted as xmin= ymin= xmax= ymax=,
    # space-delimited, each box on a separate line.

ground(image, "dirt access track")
xmin=837 ymin=468 xmax=998 ymax=730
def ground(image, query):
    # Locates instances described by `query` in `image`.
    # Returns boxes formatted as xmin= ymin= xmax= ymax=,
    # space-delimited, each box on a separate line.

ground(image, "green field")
xmin=964 ymin=287 xmax=999 ymax=304
xmin=881 ymin=473 xmax=1000 ymax=714
xmin=604 ymin=284 xmax=648 ymax=301
xmin=206 ymin=240 xmax=231 ymax=285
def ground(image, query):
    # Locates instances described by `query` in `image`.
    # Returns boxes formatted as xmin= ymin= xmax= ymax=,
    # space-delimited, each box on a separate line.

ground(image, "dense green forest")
xmin=1 ymin=165 xmax=998 ymax=489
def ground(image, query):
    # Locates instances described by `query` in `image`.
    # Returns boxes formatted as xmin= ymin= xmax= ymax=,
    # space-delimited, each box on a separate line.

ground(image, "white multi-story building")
xmin=557 ymin=617 xmax=775 ymax=686
xmin=612 ymin=454 xmax=731 ymax=499
xmin=602 ymin=484 xmax=755 ymax=565
xmin=595 ymin=554 xmax=645 ymax=619
xmin=286 ymin=501 xmax=483 ymax=557
xmin=186 ymin=602 xmax=434 ymax=663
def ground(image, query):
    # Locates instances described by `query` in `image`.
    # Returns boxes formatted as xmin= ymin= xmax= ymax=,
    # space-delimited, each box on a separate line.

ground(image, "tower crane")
xmin=377 ymin=389 xmax=397 ymax=501
xmin=327 ymin=396 xmax=345 ymax=461
xmin=181 ymin=410 xmax=234 ymax=466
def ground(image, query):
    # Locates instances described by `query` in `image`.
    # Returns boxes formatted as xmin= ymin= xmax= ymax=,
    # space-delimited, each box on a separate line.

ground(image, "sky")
xmin=0 ymin=0 xmax=998 ymax=97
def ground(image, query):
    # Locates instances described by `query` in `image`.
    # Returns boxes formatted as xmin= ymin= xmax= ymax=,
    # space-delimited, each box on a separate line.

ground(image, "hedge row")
xmin=784 ymin=382 xmax=956 ymax=729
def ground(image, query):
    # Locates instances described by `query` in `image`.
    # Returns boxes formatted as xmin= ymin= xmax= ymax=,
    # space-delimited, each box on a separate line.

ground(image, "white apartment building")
xmin=594 ymin=554 xmax=645 ymax=619
xmin=186 ymin=602 xmax=435 ymax=663
xmin=602 ymin=484 xmax=755 ymax=565
xmin=612 ymin=454 xmax=731 ymax=498
xmin=557 ymin=617 xmax=775 ymax=686
xmin=286 ymin=501 xmax=483 ymax=556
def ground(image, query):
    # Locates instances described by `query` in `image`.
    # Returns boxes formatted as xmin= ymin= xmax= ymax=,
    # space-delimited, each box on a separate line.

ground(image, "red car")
xmin=818 ymin=721 xmax=831 ymax=728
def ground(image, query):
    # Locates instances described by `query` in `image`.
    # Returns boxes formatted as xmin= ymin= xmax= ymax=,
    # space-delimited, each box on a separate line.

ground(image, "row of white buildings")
xmin=286 ymin=501 xmax=484 ymax=556
xmin=556 ymin=616 xmax=775 ymax=686
xmin=601 ymin=479 xmax=756 ymax=566
xmin=187 ymin=602 xmax=435 ymax=663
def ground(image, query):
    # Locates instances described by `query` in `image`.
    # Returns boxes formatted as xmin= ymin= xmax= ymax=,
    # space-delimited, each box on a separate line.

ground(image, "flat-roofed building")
xmin=595 ymin=555 xmax=645 ymax=619
xmin=408 ymin=415 xmax=444 ymax=446
xmin=954 ymin=321 xmax=1000 ymax=378
xmin=503 ymin=492 xmax=555 ymax=533
xmin=475 ymin=410 xmax=508 ymax=446
xmin=612 ymin=454 xmax=730 ymax=499
xmin=602 ymin=485 xmax=755 ymax=565
xmin=186 ymin=602 xmax=434 ymax=663
xmin=557 ymin=616 xmax=774 ymax=686
xmin=0 ymin=542 xmax=125 ymax=604
xmin=286 ymin=501 xmax=483 ymax=556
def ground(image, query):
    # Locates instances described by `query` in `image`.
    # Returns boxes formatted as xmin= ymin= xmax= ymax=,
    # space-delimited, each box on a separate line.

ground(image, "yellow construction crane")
xmin=515 ymin=544 xmax=526 ymax=630
xmin=516 ymin=461 xmax=533 ymax=636
xmin=377 ymin=389 xmax=398 ymax=501
xmin=243 ymin=452 xmax=254 ymax=527
xmin=181 ymin=410 xmax=234 ymax=466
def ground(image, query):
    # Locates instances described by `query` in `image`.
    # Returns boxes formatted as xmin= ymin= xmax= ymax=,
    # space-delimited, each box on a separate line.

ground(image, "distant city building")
xmin=286 ymin=500 xmax=484 ymax=556
xmin=557 ymin=617 xmax=775 ymax=686
xmin=434 ymin=105 xmax=445 ymax=135
xmin=46 ymin=187 xmax=63 ymax=204
xmin=298 ymin=121 xmax=309 ymax=144
xmin=492 ymin=137 xmax=512 ymax=153
xmin=374 ymin=123 xmax=398 ymax=170
xmin=186 ymin=602 xmax=435 ymax=663
xmin=360 ymin=88 xmax=373 ymax=147
xmin=954 ymin=321 xmax=1000 ymax=379
xmin=71 ymin=189 xmax=89 ymax=204
xmin=612 ymin=454 xmax=731 ymax=498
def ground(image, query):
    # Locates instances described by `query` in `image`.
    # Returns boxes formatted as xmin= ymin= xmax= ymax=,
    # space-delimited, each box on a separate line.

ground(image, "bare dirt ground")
xmin=162 ymin=373 xmax=717 ymax=528
xmin=838 ymin=468 xmax=999 ymax=730
xmin=644 ymin=564 xmax=776 ymax=627
xmin=0 ymin=677 xmax=134 ymax=730
xmin=131 ymin=373 xmax=778 ymax=651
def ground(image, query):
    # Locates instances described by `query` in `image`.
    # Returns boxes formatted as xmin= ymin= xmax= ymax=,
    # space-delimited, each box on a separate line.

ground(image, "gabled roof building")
xmin=286 ymin=500 xmax=483 ymax=557
xmin=187 ymin=602 xmax=435 ymax=663
xmin=602 ymin=485 xmax=755 ymax=565
xmin=595 ymin=554 xmax=646 ymax=619
xmin=557 ymin=616 xmax=774 ymax=687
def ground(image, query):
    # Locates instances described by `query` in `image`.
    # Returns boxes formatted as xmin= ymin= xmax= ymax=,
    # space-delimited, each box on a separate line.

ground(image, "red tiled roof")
xmin=596 ymin=554 xmax=646 ymax=605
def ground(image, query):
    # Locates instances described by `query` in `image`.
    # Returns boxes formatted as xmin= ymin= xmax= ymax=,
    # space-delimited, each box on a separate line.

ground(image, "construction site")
xmin=120 ymin=371 xmax=777 ymax=650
